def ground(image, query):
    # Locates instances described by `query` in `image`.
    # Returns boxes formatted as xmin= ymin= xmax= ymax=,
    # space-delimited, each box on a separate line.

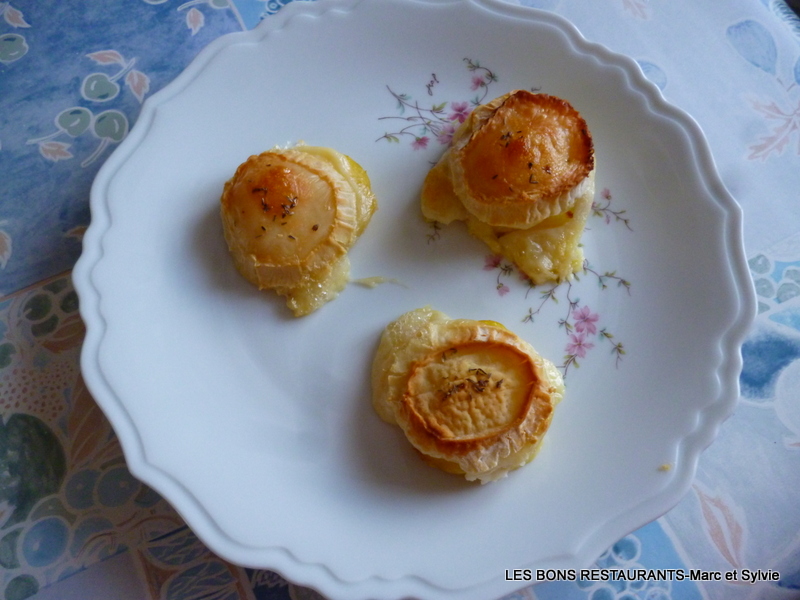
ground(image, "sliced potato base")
xmin=372 ymin=307 xmax=564 ymax=483
xmin=467 ymin=170 xmax=595 ymax=285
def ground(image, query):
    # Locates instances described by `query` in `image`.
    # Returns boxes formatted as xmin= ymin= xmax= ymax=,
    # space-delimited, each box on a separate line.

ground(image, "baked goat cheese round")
xmin=220 ymin=145 xmax=376 ymax=316
xmin=372 ymin=307 xmax=564 ymax=483
xmin=421 ymin=90 xmax=595 ymax=285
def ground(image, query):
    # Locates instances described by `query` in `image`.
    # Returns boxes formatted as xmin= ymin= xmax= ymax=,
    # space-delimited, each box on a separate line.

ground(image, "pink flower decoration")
xmin=573 ymin=305 xmax=599 ymax=335
xmin=566 ymin=334 xmax=594 ymax=359
xmin=436 ymin=123 xmax=457 ymax=145
xmin=449 ymin=101 xmax=470 ymax=123
xmin=484 ymin=254 xmax=503 ymax=270
xmin=470 ymin=75 xmax=485 ymax=90
xmin=497 ymin=283 xmax=510 ymax=297
xmin=411 ymin=136 xmax=429 ymax=150
xmin=602 ymin=187 xmax=612 ymax=200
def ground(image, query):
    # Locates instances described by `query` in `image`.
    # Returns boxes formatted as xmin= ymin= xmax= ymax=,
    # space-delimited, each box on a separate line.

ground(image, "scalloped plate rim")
xmin=73 ymin=0 xmax=756 ymax=598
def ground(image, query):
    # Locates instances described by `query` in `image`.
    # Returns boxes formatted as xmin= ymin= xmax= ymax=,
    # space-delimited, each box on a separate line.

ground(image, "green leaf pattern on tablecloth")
xmin=0 ymin=276 xmax=185 ymax=598
xmin=0 ymin=275 xmax=297 ymax=600
xmin=26 ymin=50 xmax=147 ymax=167
xmin=1 ymin=1 xmax=800 ymax=599
xmin=0 ymin=2 xmax=29 ymax=65
xmin=748 ymin=236 xmax=800 ymax=317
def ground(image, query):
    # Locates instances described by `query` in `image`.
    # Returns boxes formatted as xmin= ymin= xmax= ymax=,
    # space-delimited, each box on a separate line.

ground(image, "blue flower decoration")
xmin=795 ymin=54 xmax=800 ymax=87
xmin=740 ymin=328 xmax=800 ymax=399
xmin=726 ymin=20 xmax=778 ymax=74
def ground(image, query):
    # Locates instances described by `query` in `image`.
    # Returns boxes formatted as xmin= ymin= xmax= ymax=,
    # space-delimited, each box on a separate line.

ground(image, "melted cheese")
xmin=467 ymin=171 xmax=595 ymax=284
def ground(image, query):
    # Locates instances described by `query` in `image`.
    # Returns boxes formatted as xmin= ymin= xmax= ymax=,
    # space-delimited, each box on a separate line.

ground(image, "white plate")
xmin=73 ymin=1 xmax=756 ymax=598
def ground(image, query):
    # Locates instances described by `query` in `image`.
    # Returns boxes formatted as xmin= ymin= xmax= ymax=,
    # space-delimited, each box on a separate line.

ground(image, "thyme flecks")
xmin=441 ymin=347 xmax=458 ymax=360
xmin=440 ymin=368 xmax=498 ymax=401
xmin=280 ymin=196 xmax=298 ymax=219
xmin=254 ymin=187 xmax=272 ymax=213
xmin=440 ymin=381 xmax=466 ymax=402
xmin=470 ymin=377 xmax=490 ymax=393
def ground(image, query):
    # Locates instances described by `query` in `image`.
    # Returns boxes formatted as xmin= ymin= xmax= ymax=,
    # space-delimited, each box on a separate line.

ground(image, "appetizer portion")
xmin=372 ymin=307 xmax=564 ymax=483
xmin=220 ymin=144 xmax=376 ymax=316
xmin=421 ymin=90 xmax=595 ymax=285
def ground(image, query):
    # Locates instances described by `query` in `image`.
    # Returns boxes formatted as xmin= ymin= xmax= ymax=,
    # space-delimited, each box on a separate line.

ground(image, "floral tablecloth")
xmin=1 ymin=0 xmax=799 ymax=599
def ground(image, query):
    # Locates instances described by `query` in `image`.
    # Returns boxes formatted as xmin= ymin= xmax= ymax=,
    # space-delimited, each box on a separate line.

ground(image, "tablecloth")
xmin=1 ymin=0 xmax=799 ymax=599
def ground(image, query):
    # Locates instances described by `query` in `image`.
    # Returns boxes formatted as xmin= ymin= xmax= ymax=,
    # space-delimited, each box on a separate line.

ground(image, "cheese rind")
xmin=372 ymin=307 xmax=564 ymax=483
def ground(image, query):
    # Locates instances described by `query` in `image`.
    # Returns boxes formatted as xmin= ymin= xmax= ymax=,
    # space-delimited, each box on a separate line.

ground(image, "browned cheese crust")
xmin=372 ymin=307 xmax=564 ymax=483
xmin=450 ymin=90 xmax=594 ymax=228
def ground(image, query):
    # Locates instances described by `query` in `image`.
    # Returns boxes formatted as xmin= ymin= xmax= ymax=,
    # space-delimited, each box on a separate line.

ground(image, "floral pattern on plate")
xmin=484 ymin=188 xmax=632 ymax=378
xmin=377 ymin=58 xmax=499 ymax=149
